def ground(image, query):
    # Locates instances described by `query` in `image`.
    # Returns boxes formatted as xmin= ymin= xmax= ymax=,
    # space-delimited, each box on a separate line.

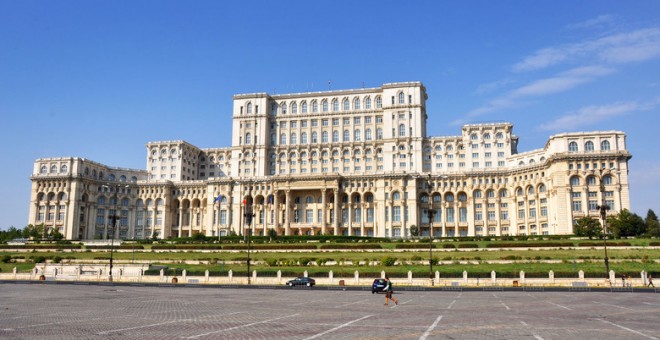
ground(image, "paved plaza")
xmin=0 ymin=282 xmax=659 ymax=339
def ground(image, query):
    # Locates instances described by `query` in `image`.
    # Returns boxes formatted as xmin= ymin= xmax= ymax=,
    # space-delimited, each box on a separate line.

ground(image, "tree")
xmin=409 ymin=225 xmax=419 ymax=237
xmin=48 ymin=228 xmax=64 ymax=241
xmin=23 ymin=224 xmax=46 ymax=241
xmin=573 ymin=217 xmax=603 ymax=239
xmin=645 ymin=209 xmax=660 ymax=237
xmin=607 ymin=209 xmax=646 ymax=238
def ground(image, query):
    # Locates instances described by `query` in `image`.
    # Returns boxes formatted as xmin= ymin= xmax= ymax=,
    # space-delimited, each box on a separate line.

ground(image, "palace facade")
xmin=28 ymin=82 xmax=632 ymax=240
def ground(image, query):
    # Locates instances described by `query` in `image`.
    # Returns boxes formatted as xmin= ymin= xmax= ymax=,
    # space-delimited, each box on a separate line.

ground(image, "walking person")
xmin=383 ymin=276 xmax=398 ymax=306
xmin=648 ymin=274 xmax=654 ymax=288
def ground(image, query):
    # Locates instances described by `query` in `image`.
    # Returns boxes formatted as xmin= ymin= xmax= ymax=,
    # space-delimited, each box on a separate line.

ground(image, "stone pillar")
xmin=578 ymin=270 xmax=584 ymax=281
xmin=252 ymin=270 xmax=257 ymax=282
xmin=641 ymin=271 xmax=647 ymax=286
xmin=435 ymin=271 xmax=440 ymax=282
xmin=178 ymin=207 xmax=183 ymax=237
xmin=273 ymin=191 xmax=279 ymax=234
xmin=381 ymin=270 xmax=386 ymax=279
xmin=321 ymin=189 xmax=327 ymax=235
xmin=277 ymin=270 xmax=282 ymax=284
xmin=329 ymin=270 xmax=334 ymax=284
xmin=228 ymin=269 xmax=233 ymax=282
xmin=285 ymin=190 xmax=291 ymax=236
xmin=520 ymin=271 xmax=525 ymax=285
xmin=303 ymin=270 xmax=308 ymax=277
xmin=354 ymin=270 xmax=359 ymax=284
xmin=549 ymin=270 xmax=555 ymax=284
xmin=609 ymin=270 xmax=615 ymax=283
xmin=182 ymin=269 xmax=187 ymax=280
xmin=160 ymin=268 xmax=164 ymax=281
xmin=463 ymin=270 xmax=468 ymax=284
xmin=408 ymin=270 xmax=413 ymax=284
xmin=205 ymin=270 xmax=209 ymax=282
xmin=491 ymin=270 xmax=497 ymax=284
xmin=334 ymin=189 xmax=340 ymax=235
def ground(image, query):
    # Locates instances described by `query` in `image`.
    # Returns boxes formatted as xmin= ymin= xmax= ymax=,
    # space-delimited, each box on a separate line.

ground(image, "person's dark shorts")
xmin=386 ymin=291 xmax=393 ymax=298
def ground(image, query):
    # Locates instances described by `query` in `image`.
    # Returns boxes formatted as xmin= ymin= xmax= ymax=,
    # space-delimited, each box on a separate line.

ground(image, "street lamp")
xmin=103 ymin=184 xmax=128 ymax=282
xmin=243 ymin=198 xmax=255 ymax=285
xmin=426 ymin=174 xmax=435 ymax=286
xmin=597 ymin=168 xmax=614 ymax=282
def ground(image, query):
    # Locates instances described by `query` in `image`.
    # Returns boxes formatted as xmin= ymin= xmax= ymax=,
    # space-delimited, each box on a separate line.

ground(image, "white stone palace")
xmin=28 ymin=82 xmax=631 ymax=240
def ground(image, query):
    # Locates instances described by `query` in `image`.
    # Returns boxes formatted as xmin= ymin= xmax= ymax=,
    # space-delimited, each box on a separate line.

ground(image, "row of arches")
xmin=269 ymin=147 xmax=383 ymax=160
xmin=271 ymin=128 xmax=384 ymax=145
xmin=265 ymin=95 xmax=385 ymax=116
xmin=568 ymin=140 xmax=611 ymax=153
xmin=569 ymin=174 xmax=615 ymax=186
xmin=39 ymin=164 xmax=68 ymax=175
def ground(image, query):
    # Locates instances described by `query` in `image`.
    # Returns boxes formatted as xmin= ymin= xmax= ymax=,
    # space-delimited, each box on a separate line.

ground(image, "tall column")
xmin=178 ymin=206 xmax=183 ymax=237
xmin=321 ymin=189 xmax=327 ymax=235
xmin=273 ymin=191 xmax=279 ymax=234
xmin=285 ymin=190 xmax=291 ymax=236
xmin=360 ymin=202 xmax=365 ymax=237
xmin=333 ymin=189 xmax=339 ymax=235
xmin=347 ymin=198 xmax=353 ymax=236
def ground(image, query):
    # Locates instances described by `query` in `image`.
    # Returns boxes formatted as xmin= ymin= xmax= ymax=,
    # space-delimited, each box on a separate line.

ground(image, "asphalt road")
xmin=0 ymin=283 xmax=659 ymax=339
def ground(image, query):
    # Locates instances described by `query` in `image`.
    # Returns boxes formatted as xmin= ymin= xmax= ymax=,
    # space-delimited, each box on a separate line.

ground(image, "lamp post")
xmin=103 ymin=184 xmax=128 ymax=282
xmin=426 ymin=174 xmax=435 ymax=286
xmin=597 ymin=169 xmax=612 ymax=282
xmin=243 ymin=199 xmax=255 ymax=285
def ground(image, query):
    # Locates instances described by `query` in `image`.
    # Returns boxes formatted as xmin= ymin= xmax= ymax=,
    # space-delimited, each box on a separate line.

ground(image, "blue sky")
xmin=1 ymin=1 xmax=659 ymax=229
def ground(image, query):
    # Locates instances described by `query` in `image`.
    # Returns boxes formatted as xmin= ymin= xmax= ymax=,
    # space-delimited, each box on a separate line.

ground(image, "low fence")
xmin=1 ymin=265 xmax=654 ymax=288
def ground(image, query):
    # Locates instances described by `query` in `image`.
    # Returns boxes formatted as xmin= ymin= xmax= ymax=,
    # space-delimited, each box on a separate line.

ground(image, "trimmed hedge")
xmin=0 ymin=244 xmax=81 ymax=249
xmin=648 ymin=241 xmax=660 ymax=246
xmin=486 ymin=242 xmax=574 ymax=248
xmin=223 ymin=244 xmax=317 ymax=250
xmin=441 ymin=244 xmax=456 ymax=249
xmin=394 ymin=243 xmax=436 ymax=249
xmin=457 ymin=243 xmax=479 ymax=248
xmin=319 ymin=244 xmax=382 ymax=250
xmin=577 ymin=241 xmax=631 ymax=247
xmin=86 ymin=245 xmax=145 ymax=250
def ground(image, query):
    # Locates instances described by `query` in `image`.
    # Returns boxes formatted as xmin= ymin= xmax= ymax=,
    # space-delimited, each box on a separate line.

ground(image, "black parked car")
xmin=286 ymin=277 xmax=316 ymax=287
xmin=372 ymin=278 xmax=387 ymax=294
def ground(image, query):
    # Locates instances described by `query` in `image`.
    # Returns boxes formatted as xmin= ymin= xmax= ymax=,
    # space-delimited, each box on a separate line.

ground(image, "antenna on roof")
xmin=362 ymin=81 xmax=365 ymax=88
xmin=328 ymin=80 xmax=331 ymax=90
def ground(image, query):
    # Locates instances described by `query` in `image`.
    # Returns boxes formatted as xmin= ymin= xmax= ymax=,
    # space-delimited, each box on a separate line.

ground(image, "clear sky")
xmin=1 ymin=1 xmax=659 ymax=230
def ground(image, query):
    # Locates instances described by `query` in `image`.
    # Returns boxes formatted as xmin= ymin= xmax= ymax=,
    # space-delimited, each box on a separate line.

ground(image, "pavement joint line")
xmin=592 ymin=301 xmax=634 ymax=311
xmin=335 ymin=299 xmax=369 ymax=308
xmin=501 ymin=302 xmax=511 ymax=310
xmin=184 ymin=314 xmax=299 ymax=339
xmin=520 ymin=321 xmax=528 ymax=327
xmin=642 ymin=302 xmax=660 ymax=306
xmin=447 ymin=300 xmax=456 ymax=309
xmin=97 ymin=312 xmax=243 ymax=335
xmin=419 ymin=315 xmax=443 ymax=340
xmin=400 ymin=299 xmax=413 ymax=305
xmin=545 ymin=301 xmax=572 ymax=310
xmin=596 ymin=318 xmax=659 ymax=340
xmin=303 ymin=315 xmax=372 ymax=340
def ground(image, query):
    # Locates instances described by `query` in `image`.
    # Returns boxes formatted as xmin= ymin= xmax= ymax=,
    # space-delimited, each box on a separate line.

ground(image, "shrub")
xmin=31 ymin=255 xmax=46 ymax=263
xmin=458 ymin=243 xmax=479 ymax=248
xmin=411 ymin=255 xmax=422 ymax=261
xmin=265 ymin=258 xmax=278 ymax=266
xmin=51 ymin=256 xmax=62 ymax=264
xmin=0 ymin=255 xmax=11 ymax=263
xmin=381 ymin=256 xmax=397 ymax=266
xmin=442 ymin=244 xmax=456 ymax=249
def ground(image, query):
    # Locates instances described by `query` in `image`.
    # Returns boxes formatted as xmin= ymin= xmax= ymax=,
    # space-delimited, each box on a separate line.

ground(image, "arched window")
xmin=131 ymin=176 xmax=138 ymax=182
xmin=527 ymin=186 xmax=534 ymax=195
xmin=332 ymin=99 xmax=339 ymax=111
xmin=601 ymin=140 xmax=610 ymax=151
xmin=433 ymin=194 xmax=442 ymax=202
xmin=245 ymin=133 xmax=251 ymax=144
xmin=322 ymin=100 xmax=328 ymax=112
xmin=471 ymin=133 xmax=478 ymax=141
xmin=398 ymin=92 xmax=405 ymax=104
xmin=60 ymin=164 xmax=68 ymax=173
xmin=375 ymin=96 xmax=382 ymax=108
xmin=291 ymin=102 xmax=298 ymax=114
xmin=483 ymin=133 xmax=491 ymax=140
xmin=486 ymin=190 xmax=495 ymax=198
xmin=121 ymin=198 xmax=129 ymax=206
xmin=300 ymin=132 xmax=307 ymax=144
xmin=445 ymin=193 xmax=454 ymax=202
xmin=301 ymin=101 xmax=308 ymax=113
xmin=568 ymin=141 xmax=578 ymax=153
xmin=365 ymin=129 xmax=372 ymax=141
xmin=322 ymin=131 xmax=328 ymax=143
xmin=40 ymin=165 xmax=47 ymax=174
xmin=354 ymin=129 xmax=361 ymax=141
xmin=376 ymin=128 xmax=383 ymax=140
xmin=365 ymin=97 xmax=371 ymax=109
xmin=306 ymin=196 xmax=314 ymax=204
xmin=312 ymin=100 xmax=318 ymax=113
xmin=280 ymin=133 xmax=287 ymax=145
xmin=50 ymin=165 xmax=57 ymax=173
xmin=392 ymin=192 xmax=401 ymax=201
xmin=458 ymin=193 xmax=467 ymax=201
xmin=353 ymin=97 xmax=360 ymax=110
xmin=281 ymin=103 xmax=287 ymax=114
xmin=602 ymin=175 xmax=613 ymax=185
xmin=108 ymin=174 xmax=115 ymax=181
xmin=333 ymin=130 xmax=339 ymax=143
xmin=247 ymin=102 xmax=253 ymax=114
xmin=496 ymin=132 xmax=503 ymax=139
xmin=420 ymin=194 xmax=429 ymax=203
xmin=271 ymin=103 xmax=277 ymax=115
xmin=311 ymin=132 xmax=318 ymax=143
xmin=98 ymin=197 xmax=106 ymax=205
xmin=343 ymin=99 xmax=350 ymax=111
xmin=343 ymin=130 xmax=350 ymax=142
xmin=290 ymin=133 xmax=297 ymax=145
xmin=570 ymin=176 xmax=581 ymax=186
xmin=516 ymin=187 xmax=523 ymax=196
xmin=474 ymin=190 xmax=482 ymax=198
xmin=538 ymin=184 xmax=546 ymax=193
xmin=587 ymin=176 xmax=597 ymax=185
xmin=585 ymin=141 xmax=595 ymax=152
xmin=271 ymin=133 xmax=277 ymax=145
xmin=399 ymin=124 xmax=406 ymax=137
xmin=500 ymin=189 xmax=508 ymax=197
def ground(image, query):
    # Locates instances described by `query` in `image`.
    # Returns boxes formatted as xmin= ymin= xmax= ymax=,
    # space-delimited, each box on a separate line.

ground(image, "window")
xmin=332 ymin=99 xmax=339 ymax=111
xmin=332 ymin=130 xmax=339 ymax=143
xmin=398 ymin=92 xmax=405 ymax=104
xmin=354 ymin=129 xmax=361 ymax=141
xmin=312 ymin=100 xmax=318 ymax=112
xmin=365 ymin=129 xmax=372 ymax=141
xmin=375 ymin=96 xmax=382 ymax=108
xmin=343 ymin=99 xmax=350 ymax=111
xmin=568 ymin=141 xmax=578 ymax=153
xmin=365 ymin=97 xmax=371 ymax=109
xmin=399 ymin=124 xmax=406 ymax=137
xmin=301 ymin=101 xmax=308 ymax=113
xmin=570 ymin=176 xmax=580 ymax=186
xmin=322 ymin=100 xmax=328 ymax=112
xmin=601 ymin=140 xmax=611 ymax=151
xmin=585 ymin=141 xmax=595 ymax=152
xmin=353 ymin=97 xmax=360 ymax=110
xmin=343 ymin=130 xmax=350 ymax=142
